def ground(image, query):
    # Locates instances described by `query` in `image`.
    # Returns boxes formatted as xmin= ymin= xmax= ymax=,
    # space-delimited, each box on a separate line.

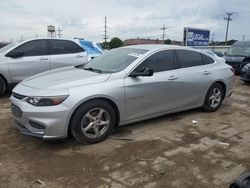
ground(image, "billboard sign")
xmin=183 ymin=27 xmax=210 ymax=46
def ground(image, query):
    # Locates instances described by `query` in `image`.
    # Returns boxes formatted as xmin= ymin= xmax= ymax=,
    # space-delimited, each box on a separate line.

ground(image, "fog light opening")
xmin=29 ymin=120 xmax=46 ymax=130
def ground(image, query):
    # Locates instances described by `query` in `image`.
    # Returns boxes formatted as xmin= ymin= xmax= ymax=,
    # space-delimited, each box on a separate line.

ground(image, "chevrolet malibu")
xmin=11 ymin=45 xmax=234 ymax=144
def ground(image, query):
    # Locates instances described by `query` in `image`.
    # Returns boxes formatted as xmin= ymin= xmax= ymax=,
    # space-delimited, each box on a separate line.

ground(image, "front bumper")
xmin=240 ymin=69 xmax=250 ymax=81
xmin=10 ymin=96 xmax=71 ymax=139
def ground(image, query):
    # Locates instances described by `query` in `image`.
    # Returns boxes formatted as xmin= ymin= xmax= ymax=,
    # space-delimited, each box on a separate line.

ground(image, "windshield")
xmin=83 ymin=48 xmax=148 ymax=73
xmin=226 ymin=46 xmax=250 ymax=57
xmin=0 ymin=42 xmax=19 ymax=53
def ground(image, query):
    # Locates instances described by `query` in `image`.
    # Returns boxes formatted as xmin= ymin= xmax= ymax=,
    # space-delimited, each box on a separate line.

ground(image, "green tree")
xmin=109 ymin=37 xmax=123 ymax=49
xmin=164 ymin=39 xmax=172 ymax=44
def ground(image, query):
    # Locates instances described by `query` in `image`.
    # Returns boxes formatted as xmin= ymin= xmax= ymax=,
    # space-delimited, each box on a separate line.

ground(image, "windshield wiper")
xmin=83 ymin=67 xmax=102 ymax=73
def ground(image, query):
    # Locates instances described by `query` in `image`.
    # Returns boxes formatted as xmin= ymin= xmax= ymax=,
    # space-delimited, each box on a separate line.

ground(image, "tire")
xmin=202 ymin=83 xmax=224 ymax=112
xmin=0 ymin=77 xmax=6 ymax=97
xmin=243 ymin=80 xmax=250 ymax=84
xmin=70 ymin=100 xmax=116 ymax=144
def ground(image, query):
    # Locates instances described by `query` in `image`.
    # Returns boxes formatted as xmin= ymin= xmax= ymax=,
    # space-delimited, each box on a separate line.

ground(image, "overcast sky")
xmin=0 ymin=0 xmax=249 ymax=43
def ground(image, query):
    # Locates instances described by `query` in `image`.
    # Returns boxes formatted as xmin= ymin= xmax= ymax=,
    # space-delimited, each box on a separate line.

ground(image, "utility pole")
xmin=57 ymin=27 xmax=62 ymax=38
xmin=224 ymin=12 xmax=234 ymax=45
xmin=160 ymin=24 xmax=167 ymax=41
xmin=103 ymin=16 xmax=108 ymax=49
xmin=242 ymin=35 xmax=245 ymax=41
xmin=211 ymin=32 xmax=215 ymax=50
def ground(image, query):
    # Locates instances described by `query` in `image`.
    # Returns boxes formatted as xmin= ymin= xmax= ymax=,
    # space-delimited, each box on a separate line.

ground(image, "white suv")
xmin=0 ymin=38 xmax=103 ymax=96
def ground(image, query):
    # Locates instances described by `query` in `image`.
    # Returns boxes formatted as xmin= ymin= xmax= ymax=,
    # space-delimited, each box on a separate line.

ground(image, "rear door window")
xmin=177 ymin=50 xmax=203 ymax=68
xmin=50 ymin=40 xmax=84 ymax=55
xmin=136 ymin=50 xmax=177 ymax=73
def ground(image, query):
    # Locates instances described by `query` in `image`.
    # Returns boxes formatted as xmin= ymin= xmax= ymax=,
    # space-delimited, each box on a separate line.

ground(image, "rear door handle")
xmin=168 ymin=75 xmax=178 ymax=80
xmin=203 ymin=71 xmax=211 ymax=75
xmin=76 ymin=54 xmax=84 ymax=58
xmin=39 ymin=57 xmax=48 ymax=61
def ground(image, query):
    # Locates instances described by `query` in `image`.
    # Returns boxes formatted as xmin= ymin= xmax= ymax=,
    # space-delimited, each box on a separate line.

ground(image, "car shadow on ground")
xmin=31 ymin=108 xmax=202 ymax=150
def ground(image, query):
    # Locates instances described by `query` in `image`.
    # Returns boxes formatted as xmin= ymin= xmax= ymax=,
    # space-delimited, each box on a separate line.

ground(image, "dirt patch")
xmin=0 ymin=78 xmax=250 ymax=187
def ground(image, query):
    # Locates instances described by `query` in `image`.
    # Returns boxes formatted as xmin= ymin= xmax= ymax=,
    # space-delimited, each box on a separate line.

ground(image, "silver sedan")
xmin=10 ymin=45 xmax=235 ymax=144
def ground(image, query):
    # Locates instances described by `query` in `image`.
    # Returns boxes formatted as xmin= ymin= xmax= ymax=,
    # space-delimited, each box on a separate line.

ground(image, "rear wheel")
xmin=0 ymin=77 xmax=6 ymax=97
xmin=70 ymin=100 xmax=116 ymax=144
xmin=202 ymin=83 xmax=224 ymax=112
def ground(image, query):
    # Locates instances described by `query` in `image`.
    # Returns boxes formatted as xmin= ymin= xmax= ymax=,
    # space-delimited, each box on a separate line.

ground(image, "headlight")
xmin=243 ymin=65 xmax=250 ymax=71
xmin=27 ymin=95 xmax=68 ymax=106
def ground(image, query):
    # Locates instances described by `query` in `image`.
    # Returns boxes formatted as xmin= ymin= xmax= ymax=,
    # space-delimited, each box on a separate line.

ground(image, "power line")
xmin=160 ymin=24 xmax=167 ymax=41
xmin=103 ymin=16 xmax=108 ymax=49
xmin=224 ymin=12 xmax=235 ymax=45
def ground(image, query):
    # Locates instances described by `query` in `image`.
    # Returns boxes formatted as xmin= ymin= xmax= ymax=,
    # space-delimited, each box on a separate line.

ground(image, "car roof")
xmin=232 ymin=40 xmax=250 ymax=47
xmin=20 ymin=37 xmax=80 ymax=42
xmin=122 ymin=44 xmax=207 ymax=54
xmin=122 ymin=44 xmax=182 ymax=50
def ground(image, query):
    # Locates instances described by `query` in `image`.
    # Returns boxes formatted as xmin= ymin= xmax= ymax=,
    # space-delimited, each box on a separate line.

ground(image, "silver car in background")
xmin=0 ymin=38 xmax=103 ymax=96
xmin=11 ymin=45 xmax=234 ymax=144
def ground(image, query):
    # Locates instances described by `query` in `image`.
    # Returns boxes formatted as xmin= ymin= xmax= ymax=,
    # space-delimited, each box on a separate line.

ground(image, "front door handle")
xmin=39 ymin=57 xmax=48 ymax=61
xmin=168 ymin=75 xmax=178 ymax=80
xmin=203 ymin=71 xmax=211 ymax=75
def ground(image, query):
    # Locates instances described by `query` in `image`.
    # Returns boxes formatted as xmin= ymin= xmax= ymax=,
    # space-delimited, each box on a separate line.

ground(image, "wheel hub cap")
xmin=81 ymin=108 xmax=110 ymax=139
xmin=209 ymin=87 xmax=222 ymax=108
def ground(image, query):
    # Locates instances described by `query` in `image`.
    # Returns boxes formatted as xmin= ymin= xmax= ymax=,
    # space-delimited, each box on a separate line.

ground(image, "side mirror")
xmin=130 ymin=67 xmax=154 ymax=77
xmin=6 ymin=50 xmax=24 ymax=58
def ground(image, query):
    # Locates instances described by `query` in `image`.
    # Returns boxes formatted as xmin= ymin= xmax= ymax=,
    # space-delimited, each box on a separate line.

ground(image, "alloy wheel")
xmin=209 ymin=87 xmax=222 ymax=108
xmin=80 ymin=108 xmax=110 ymax=139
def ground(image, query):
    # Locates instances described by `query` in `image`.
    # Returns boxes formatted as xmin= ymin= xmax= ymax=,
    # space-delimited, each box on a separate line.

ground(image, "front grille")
xmin=11 ymin=104 xmax=23 ymax=118
xmin=12 ymin=92 xmax=26 ymax=100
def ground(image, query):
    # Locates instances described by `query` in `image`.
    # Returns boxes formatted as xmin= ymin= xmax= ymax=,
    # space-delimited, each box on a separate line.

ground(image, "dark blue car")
xmin=224 ymin=41 xmax=250 ymax=75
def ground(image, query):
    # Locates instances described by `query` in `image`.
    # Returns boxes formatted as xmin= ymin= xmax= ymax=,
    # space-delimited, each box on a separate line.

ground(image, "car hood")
xmin=224 ymin=56 xmax=246 ymax=63
xmin=21 ymin=66 xmax=111 ymax=90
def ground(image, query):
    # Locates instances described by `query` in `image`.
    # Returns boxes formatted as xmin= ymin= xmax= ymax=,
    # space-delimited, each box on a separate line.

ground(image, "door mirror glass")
xmin=7 ymin=50 xmax=24 ymax=58
xmin=130 ymin=67 xmax=154 ymax=77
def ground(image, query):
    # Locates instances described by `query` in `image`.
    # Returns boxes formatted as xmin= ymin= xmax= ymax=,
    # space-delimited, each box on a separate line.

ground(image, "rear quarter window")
xmin=203 ymin=54 xmax=215 ymax=64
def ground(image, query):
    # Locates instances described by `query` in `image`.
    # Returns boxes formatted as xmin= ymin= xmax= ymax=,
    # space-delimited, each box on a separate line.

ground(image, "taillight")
xmin=230 ymin=68 xmax=235 ymax=75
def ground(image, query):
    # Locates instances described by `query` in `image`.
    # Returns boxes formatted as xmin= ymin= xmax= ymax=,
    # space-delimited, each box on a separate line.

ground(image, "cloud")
xmin=0 ymin=0 xmax=249 ymax=42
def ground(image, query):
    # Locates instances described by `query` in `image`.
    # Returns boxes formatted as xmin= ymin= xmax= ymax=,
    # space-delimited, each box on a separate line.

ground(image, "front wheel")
xmin=202 ymin=83 xmax=224 ymax=112
xmin=70 ymin=100 xmax=116 ymax=144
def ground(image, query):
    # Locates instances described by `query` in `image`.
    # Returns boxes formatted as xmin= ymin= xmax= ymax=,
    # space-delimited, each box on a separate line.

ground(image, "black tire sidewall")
xmin=0 ymin=77 xmax=6 ymax=97
xmin=70 ymin=100 xmax=116 ymax=144
xmin=203 ymin=83 xmax=224 ymax=112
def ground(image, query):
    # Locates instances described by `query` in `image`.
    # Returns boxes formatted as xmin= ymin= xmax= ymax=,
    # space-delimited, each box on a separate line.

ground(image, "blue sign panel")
xmin=185 ymin=28 xmax=210 ymax=46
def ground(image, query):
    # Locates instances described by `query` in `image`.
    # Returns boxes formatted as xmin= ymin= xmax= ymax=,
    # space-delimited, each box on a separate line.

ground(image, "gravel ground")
xmin=0 ymin=77 xmax=250 ymax=188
